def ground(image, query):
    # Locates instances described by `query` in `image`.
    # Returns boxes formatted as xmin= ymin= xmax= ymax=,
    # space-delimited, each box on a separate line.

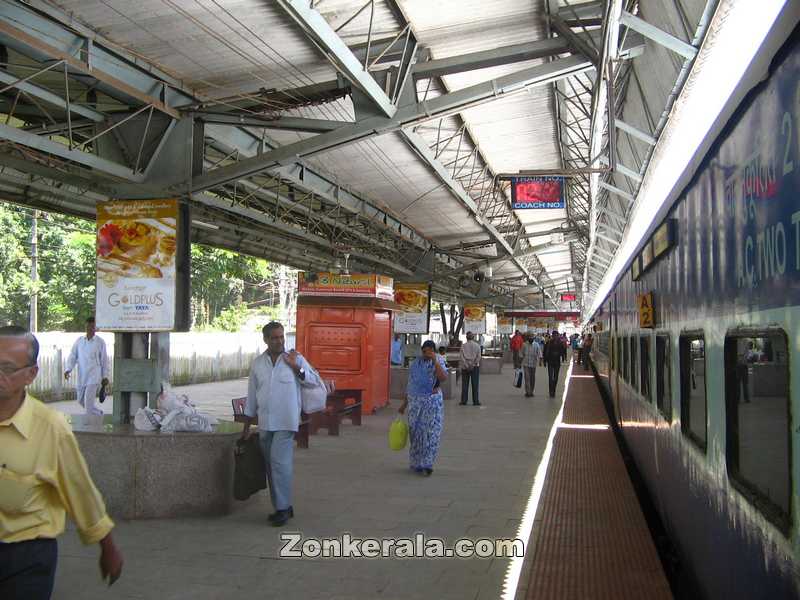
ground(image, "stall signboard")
xmin=298 ymin=272 xmax=394 ymax=299
xmin=463 ymin=303 xmax=486 ymax=334
xmin=96 ymin=199 xmax=178 ymax=331
xmin=511 ymin=176 xmax=565 ymax=209
xmin=497 ymin=316 xmax=514 ymax=334
xmin=394 ymin=283 xmax=431 ymax=333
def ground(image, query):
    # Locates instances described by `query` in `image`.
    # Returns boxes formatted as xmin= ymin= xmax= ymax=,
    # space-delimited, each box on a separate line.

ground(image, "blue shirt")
xmin=406 ymin=355 xmax=447 ymax=397
xmin=391 ymin=339 xmax=404 ymax=365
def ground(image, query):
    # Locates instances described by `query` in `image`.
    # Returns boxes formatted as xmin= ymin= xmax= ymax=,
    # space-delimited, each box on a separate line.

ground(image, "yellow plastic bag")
xmin=389 ymin=417 xmax=408 ymax=451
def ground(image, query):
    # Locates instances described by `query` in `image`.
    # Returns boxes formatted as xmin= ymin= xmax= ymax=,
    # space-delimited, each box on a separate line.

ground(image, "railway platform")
xmin=50 ymin=355 xmax=670 ymax=600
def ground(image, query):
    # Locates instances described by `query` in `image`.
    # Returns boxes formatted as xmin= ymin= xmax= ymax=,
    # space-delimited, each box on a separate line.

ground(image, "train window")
xmin=724 ymin=331 xmax=791 ymax=532
xmin=639 ymin=335 xmax=651 ymax=401
xmin=679 ymin=335 xmax=707 ymax=450
xmin=656 ymin=335 xmax=672 ymax=421
xmin=629 ymin=336 xmax=638 ymax=390
xmin=615 ymin=335 xmax=622 ymax=375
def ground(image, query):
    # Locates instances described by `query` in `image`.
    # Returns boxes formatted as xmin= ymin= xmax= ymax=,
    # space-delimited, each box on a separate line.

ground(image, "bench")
xmin=231 ymin=397 xmax=310 ymax=449
xmin=309 ymin=386 xmax=363 ymax=436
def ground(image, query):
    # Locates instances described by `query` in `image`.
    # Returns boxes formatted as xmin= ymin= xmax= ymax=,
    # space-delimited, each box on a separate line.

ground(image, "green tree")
xmin=190 ymin=245 xmax=273 ymax=328
xmin=0 ymin=205 xmax=31 ymax=327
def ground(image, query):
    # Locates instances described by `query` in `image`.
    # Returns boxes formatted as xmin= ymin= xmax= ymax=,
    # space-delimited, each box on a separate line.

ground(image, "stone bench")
xmin=70 ymin=415 xmax=240 ymax=519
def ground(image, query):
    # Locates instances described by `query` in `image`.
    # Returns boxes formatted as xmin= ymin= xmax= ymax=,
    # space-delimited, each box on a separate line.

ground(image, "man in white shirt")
xmin=459 ymin=331 xmax=482 ymax=406
xmin=240 ymin=322 xmax=320 ymax=527
xmin=64 ymin=317 xmax=109 ymax=417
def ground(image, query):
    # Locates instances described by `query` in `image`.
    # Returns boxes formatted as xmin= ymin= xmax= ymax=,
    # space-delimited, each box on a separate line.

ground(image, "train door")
xmin=613 ymin=292 xmax=621 ymax=425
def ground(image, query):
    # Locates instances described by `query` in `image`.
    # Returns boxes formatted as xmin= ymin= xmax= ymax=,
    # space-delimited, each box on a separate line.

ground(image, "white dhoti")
xmin=76 ymin=384 xmax=104 ymax=416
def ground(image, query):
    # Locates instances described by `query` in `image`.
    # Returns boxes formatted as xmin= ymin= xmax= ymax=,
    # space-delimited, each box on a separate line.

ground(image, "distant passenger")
xmin=583 ymin=334 xmax=594 ymax=371
xmin=543 ymin=330 xmax=565 ymax=398
xmin=510 ymin=330 xmax=524 ymax=369
xmin=521 ymin=334 xmax=542 ymax=397
xmin=64 ymin=316 xmax=109 ymax=417
xmin=391 ymin=333 xmax=404 ymax=366
xmin=459 ymin=332 xmax=482 ymax=406
xmin=240 ymin=322 xmax=322 ymax=526
xmin=0 ymin=326 xmax=123 ymax=599
xmin=737 ymin=341 xmax=757 ymax=404
xmin=438 ymin=346 xmax=447 ymax=357
xmin=398 ymin=340 xmax=448 ymax=476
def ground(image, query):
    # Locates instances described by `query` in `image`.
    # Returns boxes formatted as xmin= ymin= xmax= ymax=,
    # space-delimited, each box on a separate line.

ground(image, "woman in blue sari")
xmin=398 ymin=340 xmax=448 ymax=476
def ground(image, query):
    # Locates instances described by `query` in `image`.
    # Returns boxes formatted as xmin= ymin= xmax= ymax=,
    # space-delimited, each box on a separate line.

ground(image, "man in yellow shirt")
xmin=0 ymin=326 xmax=123 ymax=599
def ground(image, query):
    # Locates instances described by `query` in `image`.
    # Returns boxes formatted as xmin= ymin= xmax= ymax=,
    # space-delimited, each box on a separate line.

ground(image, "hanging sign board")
xmin=393 ymin=283 xmax=431 ymax=333
xmin=298 ymin=272 xmax=394 ymax=299
xmin=637 ymin=292 xmax=655 ymax=328
xmin=463 ymin=303 xmax=486 ymax=334
xmin=511 ymin=176 xmax=566 ymax=209
xmin=497 ymin=316 xmax=514 ymax=334
xmin=96 ymin=199 xmax=178 ymax=331
xmin=561 ymin=293 xmax=577 ymax=302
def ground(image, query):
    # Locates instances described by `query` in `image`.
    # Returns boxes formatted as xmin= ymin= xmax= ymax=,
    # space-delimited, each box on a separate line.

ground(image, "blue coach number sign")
xmin=511 ymin=176 xmax=566 ymax=209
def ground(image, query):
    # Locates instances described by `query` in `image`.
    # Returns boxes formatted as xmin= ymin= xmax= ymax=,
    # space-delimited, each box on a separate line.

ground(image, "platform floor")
xmin=525 ymin=367 xmax=672 ymax=600
xmin=48 ymin=355 xmax=665 ymax=599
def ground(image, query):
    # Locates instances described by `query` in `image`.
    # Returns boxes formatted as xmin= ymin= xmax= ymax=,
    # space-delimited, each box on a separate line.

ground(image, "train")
xmin=586 ymin=22 xmax=800 ymax=600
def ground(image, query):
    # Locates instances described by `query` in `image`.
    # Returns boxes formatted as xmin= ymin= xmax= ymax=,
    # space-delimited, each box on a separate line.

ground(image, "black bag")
xmin=233 ymin=434 xmax=267 ymax=501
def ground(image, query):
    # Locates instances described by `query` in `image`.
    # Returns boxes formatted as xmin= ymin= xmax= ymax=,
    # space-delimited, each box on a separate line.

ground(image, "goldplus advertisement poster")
xmin=497 ymin=316 xmax=513 ymax=334
xmin=463 ymin=303 xmax=486 ymax=334
xmin=394 ymin=283 xmax=431 ymax=333
xmin=96 ymin=199 xmax=178 ymax=331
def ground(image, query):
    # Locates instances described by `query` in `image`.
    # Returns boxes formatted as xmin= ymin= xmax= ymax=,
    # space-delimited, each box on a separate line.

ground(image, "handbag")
xmin=389 ymin=417 xmax=408 ymax=451
xmin=300 ymin=365 xmax=327 ymax=413
xmin=514 ymin=368 xmax=523 ymax=388
xmin=233 ymin=434 xmax=267 ymax=501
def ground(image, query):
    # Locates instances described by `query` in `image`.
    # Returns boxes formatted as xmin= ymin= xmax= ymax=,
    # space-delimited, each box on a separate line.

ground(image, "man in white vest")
xmin=64 ymin=317 xmax=109 ymax=416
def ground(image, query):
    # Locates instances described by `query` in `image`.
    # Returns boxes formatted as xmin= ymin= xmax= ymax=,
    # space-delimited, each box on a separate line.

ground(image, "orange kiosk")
xmin=295 ymin=273 xmax=399 ymax=414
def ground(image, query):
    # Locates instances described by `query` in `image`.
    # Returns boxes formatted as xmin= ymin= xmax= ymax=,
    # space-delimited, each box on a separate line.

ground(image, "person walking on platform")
xmin=64 ymin=317 xmax=109 ymax=417
xmin=521 ymin=334 xmax=542 ymax=397
xmin=0 ymin=326 xmax=123 ymax=600
xmin=510 ymin=330 xmax=524 ymax=369
xmin=240 ymin=322 xmax=321 ymax=527
xmin=544 ymin=330 xmax=565 ymax=398
xmin=459 ymin=331 xmax=482 ymax=406
xmin=582 ymin=334 xmax=594 ymax=371
xmin=399 ymin=340 xmax=447 ymax=476
xmin=391 ymin=333 xmax=404 ymax=366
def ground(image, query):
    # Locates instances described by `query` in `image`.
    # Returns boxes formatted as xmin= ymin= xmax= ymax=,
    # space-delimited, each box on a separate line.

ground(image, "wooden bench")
xmin=309 ymin=387 xmax=363 ymax=436
xmin=231 ymin=397 xmax=310 ymax=449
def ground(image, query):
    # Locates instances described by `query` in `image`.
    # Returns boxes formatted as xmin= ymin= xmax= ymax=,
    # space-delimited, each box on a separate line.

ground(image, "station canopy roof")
xmin=0 ymin=0 xmax=717 ymax=312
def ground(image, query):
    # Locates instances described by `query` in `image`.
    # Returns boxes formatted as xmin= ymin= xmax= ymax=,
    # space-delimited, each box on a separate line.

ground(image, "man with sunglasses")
xmin=0 ymin=326 xmax=123 ymax=599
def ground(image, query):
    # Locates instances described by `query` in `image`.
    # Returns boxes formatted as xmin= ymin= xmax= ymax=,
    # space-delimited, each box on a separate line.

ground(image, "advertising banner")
xmin=463 ymin=303 xmax=486 ymax=334
xmin=298 ymin=272 xmax=394 ymax=299
xmin=511 ymin=176 xmax=565 ymax=209
xmin=96 ymin=199 xmax=178 ymax=331
xmin=497 ymin=316 xmax=514 ymax=334
xmin=394 ymin=283 xmax=431 ymax=333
